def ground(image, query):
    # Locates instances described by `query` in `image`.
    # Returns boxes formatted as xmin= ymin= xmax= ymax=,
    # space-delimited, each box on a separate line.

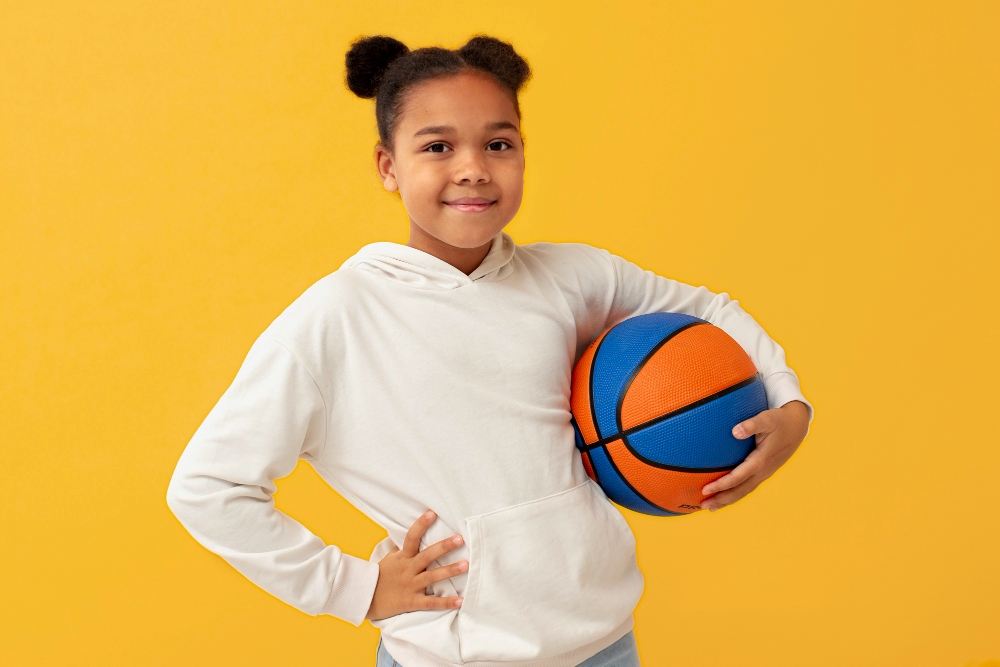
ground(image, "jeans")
xmin=375 ymin=630 xmax=640 ymax=667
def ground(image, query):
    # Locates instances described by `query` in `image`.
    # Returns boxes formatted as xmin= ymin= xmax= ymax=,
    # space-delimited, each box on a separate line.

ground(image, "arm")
xmin=166 ymin=334 xmax=468 ymax=622
xmin=606 ymin=252 xmax=812 ymax=419
xmin=604 ymin=252 xmax=813 ymax=510
xmin=165 ymin=335 xmax=379 ymax=625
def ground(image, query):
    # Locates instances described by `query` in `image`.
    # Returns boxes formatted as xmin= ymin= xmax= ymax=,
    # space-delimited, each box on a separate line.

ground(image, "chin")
xmin=437 ymin=224 xmax=506 ymax=249
xmin=449 ymin=234 xmax=500 ymax=249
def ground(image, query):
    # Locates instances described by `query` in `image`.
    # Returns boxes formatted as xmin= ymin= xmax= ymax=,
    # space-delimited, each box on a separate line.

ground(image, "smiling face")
xmin=375 ymin=70 xmax=525 ymax=266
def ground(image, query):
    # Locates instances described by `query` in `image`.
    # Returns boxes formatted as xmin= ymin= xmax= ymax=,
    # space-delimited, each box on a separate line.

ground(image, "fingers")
xmin=402 ymin=510 xmax=437 ymax=557
xmin=413 ymin=594 xmax=464 ymax=611
xmin=703 ymin=409 xmax=776 ymax=498
xmin=732 ymin=409 xmax=776 ymax=440
xmin=701 ymin=449 xmax=762 ymax=496
xmin=417 ymin=560 xmax=469 ymax=588
xmin=701 ymin=475 xmax=761 ymax=511
xmin=700 ymin=406 xmax=808 ymax=512
xmin=414 ymin=534 xmax=465 ymax=570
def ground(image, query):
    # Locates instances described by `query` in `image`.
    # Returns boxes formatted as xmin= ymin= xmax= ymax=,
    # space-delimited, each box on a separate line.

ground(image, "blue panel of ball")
xmin=591 ymin=312 xmax=705 ymax=439
xmin=625 ymin=379 xmax=767 ymax=470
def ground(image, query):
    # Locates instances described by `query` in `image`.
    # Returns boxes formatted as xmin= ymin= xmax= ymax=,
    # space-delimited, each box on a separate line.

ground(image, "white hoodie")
xmin=166 ymin=232 xmax=811 ymax=667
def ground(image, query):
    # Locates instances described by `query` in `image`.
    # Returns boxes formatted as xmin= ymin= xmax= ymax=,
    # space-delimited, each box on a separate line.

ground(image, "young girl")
xmin=167 ymin=35 xmax=811 ymax=667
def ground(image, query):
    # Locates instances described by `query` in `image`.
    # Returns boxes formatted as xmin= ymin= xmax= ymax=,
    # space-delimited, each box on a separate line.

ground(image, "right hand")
xmin=365 ymin=510 xmax=468 ymax=621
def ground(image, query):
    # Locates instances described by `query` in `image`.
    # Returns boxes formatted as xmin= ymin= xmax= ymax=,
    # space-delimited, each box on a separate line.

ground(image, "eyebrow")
xmin=486 ymin=121 xmax=519 ymax=132
xmin=413 ymin=125 xmax=452 ymax=137
xmin=413 ymin=120 xmax=519 ymax=137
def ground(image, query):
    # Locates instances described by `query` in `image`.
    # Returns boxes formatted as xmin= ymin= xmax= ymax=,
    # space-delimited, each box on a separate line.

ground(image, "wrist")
xmin=364 ymin=561 xmax=382 ymax=621
xmin=780 ymin=399 xmax=809 ymax=415
xmin=779 ymin=400 xmax=810 ymax=439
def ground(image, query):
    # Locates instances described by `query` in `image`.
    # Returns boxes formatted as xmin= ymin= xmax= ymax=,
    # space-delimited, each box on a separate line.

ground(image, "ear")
xmin=374 ymin=143 xmax=399 ymax=192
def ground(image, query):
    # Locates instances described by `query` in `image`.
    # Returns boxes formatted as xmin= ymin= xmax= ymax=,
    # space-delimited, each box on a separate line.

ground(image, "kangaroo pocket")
xmin=458 ymin=480 xmax=644 ymax=662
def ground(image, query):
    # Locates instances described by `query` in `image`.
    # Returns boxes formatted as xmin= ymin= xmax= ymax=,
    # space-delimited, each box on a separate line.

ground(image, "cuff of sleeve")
xmin=320 ymin=553 xmax=380 ymax=626
xmin=762 ymin=371 xmax=814 ymax=423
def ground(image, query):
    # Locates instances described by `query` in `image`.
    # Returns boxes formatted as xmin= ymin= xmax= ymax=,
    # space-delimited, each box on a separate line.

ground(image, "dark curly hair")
xmin=345 ymin=35 xmax=531 ymax=151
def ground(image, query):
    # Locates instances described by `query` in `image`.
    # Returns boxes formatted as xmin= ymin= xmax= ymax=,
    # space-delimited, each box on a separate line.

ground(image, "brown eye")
xmin=425 ymin=143 xmax=450 ymax=153
xmin=487 ymin=141 xmax=512 ymax=151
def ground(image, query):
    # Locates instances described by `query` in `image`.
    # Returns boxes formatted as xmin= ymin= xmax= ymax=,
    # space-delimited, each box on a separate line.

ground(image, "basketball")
xmin=570 ymin=312 xmax=768 ymax=515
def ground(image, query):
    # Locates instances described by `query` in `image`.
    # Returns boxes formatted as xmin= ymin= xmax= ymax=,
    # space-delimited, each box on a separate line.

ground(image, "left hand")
xmin=700 ymin=400 xmax=810 ymax=511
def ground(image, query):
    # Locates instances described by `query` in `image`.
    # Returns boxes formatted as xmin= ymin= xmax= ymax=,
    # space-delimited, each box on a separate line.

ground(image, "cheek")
xmin=400 ymin=168 xmax=445 ymax=212
xmin=499 ymin=162 xmax=525 ymax=205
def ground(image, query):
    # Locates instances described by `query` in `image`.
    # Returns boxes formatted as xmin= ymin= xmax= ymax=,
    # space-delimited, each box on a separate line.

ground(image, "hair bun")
xmin=458 ymin=36 xmax=531 ymax=93
xmin=345 ymin=35 xmax=409 ymax=99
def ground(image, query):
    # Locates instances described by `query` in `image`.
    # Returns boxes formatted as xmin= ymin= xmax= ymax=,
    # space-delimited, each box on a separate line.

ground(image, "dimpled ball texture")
xmin=570 ymin=312 xmax=768 ymax=515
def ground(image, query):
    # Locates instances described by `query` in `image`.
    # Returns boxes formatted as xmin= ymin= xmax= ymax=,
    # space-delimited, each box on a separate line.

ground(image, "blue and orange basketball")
xmin=570 ymin=312 xmax=768 ymax=515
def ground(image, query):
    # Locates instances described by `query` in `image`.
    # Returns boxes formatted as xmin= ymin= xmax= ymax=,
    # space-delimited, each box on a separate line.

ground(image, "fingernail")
xmin=424 ymin=510 xmax=435 ymax=519
xmin=733 ymin=426 xmax=744 ymax=438
xmin=458 ymin=561 xmax=468 ymax=572
xmin=453 ymin=535 xmax=463 ymax=545
xmin=455 ymin=597 xmax=464 ymax=607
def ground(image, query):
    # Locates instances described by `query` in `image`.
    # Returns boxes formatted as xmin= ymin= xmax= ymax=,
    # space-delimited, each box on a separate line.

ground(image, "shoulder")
xmin=512 ymin=241 xmax=621 ymax=314
xmin=269 ymin=269 xmax=361 ymax=325
xmin=513 ymin=241 xmax=621 ymax=345
xmin=514 ymin=241 xmax=614 ymax=279
xmin=256 ymin=267 xmax=375 ymax=364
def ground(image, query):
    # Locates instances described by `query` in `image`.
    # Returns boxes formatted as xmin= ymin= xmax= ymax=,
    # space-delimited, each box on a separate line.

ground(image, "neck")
xmin=406 ymin=221 xmax=494 ymax=275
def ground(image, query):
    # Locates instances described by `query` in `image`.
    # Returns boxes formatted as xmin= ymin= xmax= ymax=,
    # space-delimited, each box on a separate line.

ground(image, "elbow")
xmin=165 ymin=476 xmax=180 ymax=515
xmin=165 ymin=475 xmax=184 ymax=522
xmin=165 ymin=468 xmax=197 ymax=529
xmin=165 ymin=465 xmax=264 ymax=535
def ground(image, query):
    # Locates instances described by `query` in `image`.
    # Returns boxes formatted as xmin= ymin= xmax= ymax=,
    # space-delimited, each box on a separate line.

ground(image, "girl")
xmin=166 ymin=35 xmax=811 ymax=667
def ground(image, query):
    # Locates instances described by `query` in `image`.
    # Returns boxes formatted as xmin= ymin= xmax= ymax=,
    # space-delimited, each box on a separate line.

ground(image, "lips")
xmin=445 ymin=196 xmax=496 ymax=213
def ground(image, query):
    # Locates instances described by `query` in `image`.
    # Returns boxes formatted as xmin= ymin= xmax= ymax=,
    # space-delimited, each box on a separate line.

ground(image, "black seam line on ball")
xmin=600 ymin=440 xmax=676 ymax=515
xmin=581 ymin=373 xmax=762 ymax=453
xmin=588 ymin=325 xmax=619 ymax=441
xmin=614 ymin=321 xmax=706 ymax=434
xmin=583 ymin=450 xmax=602 ymax=486
xmin=620 ymin=435 xmax=738 ymax=474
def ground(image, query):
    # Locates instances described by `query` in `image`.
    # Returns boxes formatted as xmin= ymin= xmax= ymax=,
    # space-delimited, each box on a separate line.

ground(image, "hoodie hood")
xmin=340 ymin=231 xmax=516 ymax=290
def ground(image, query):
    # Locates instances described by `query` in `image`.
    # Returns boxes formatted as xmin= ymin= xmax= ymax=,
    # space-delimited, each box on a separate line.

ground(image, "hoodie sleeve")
xmin=165 ymin=334 xmax=379 ymax=625
xmin=602 ymin=250 xmax=813 ymax=420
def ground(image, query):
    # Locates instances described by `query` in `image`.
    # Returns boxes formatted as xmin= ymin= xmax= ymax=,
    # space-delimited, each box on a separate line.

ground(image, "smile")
xmin=444 ymin=197 xmax=496 ymax=213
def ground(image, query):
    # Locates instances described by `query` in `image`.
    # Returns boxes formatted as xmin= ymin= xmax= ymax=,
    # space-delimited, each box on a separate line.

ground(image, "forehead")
xmin=396 ymin=71 xmax=520 ymax=134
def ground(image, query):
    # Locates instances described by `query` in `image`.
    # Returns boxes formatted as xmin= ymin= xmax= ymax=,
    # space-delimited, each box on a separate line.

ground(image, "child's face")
xmin=375 ymin=71 xmax=525 ymax=250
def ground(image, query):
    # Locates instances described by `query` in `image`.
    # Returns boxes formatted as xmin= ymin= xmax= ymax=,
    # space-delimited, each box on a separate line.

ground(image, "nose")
xmin=452 ymin=148 xmax=490 ymax=185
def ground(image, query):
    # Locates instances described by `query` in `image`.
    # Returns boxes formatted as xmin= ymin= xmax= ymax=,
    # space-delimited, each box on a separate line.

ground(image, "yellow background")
xmin=1 ymin=1 xmax=997 ymax=665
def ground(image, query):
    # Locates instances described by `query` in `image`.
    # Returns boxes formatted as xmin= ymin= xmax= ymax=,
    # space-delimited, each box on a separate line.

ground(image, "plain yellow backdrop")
xmin=1 ymin=1 xmax=998 ymax=665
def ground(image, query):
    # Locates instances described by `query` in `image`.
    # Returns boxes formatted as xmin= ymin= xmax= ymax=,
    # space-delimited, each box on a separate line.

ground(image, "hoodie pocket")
xmin=458 ymin=480 xmax=643 ymax=662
